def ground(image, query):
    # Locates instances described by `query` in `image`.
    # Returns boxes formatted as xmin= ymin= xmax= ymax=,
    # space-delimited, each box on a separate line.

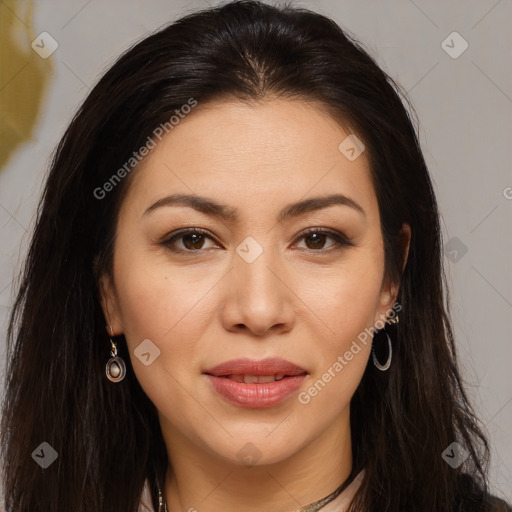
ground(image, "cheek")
xmin=294 ymin=272 xmax=379 ymax=420
xmin=297 ymin=251 xmax=384 ymax=350
xmin=292 ymin=247 xmax=383 ymax=410
xmin=111 ymin=248 xmax=220 ymax=394
xmin=113 ymin=243 xmax=213 ymax=337
xmin=112 ymin=259 xmax=210 ymax=420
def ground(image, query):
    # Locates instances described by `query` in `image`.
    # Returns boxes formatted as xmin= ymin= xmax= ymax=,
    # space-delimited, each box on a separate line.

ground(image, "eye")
xmin=162 ymin=228 xmax=220 ymax=253
xmin=293 ymin=228 xmax=353 ymax=252
xmin=161 ymin=227 xmax=353 ymax=255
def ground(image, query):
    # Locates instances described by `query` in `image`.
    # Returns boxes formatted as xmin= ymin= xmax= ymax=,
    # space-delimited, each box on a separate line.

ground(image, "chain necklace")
xmin=156 ymin=471 xmax=355 ymax=512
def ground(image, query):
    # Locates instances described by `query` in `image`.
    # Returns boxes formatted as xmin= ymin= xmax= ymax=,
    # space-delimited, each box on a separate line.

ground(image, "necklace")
xmin=156 ymin=471 xmax=355 ymax=512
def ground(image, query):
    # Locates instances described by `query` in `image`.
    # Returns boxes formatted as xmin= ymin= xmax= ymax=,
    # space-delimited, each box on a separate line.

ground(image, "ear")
xmin=375 ymin=223 xmax=411 ymax=322
xmin=98 ymin=273 xmax=124 ymax=336
xmin=399 ymin=223 xmax=411 ymax=272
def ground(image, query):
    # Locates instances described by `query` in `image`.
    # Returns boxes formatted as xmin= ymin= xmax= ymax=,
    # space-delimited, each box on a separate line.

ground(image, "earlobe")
xmin=378 ymin=283 xmax=397 ymax=310
xmin=98 ymin=274 xmax=123 ymax=335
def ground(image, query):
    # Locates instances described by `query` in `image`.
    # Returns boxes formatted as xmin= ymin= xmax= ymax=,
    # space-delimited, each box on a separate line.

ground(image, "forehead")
xmin=122 ymin=98 xmax=377 ymax=219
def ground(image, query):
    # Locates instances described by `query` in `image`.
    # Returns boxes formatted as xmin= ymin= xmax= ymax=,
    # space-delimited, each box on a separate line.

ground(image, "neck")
xmin=160 ymin=408 xmax=353 ymax=512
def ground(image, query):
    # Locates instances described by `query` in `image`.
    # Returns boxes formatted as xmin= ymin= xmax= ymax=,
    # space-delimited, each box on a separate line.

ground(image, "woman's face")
xmin=101 ymin=98 xmax=403 ymax=467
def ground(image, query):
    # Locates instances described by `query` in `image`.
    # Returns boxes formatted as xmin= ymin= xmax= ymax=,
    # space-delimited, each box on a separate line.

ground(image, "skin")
xmin=100 ymin=98 xmax=410 ymax=512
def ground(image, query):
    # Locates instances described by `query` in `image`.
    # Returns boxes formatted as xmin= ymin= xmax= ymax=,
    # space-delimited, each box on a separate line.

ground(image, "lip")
xmin=204 ymin=357 xmax=307 ymax=377
xmin=204 ymin=358 xmax=308 ymax=409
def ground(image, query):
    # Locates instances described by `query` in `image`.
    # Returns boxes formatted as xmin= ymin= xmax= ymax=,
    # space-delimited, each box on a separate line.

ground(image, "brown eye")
xmin=182 ymin=233 xmax=206 ymax=250
xmin=163 ymin=228 xmax=218 ymax=253
xmin=295 ymin=228 xmax=353 ymax=252
xmin=303 ymin=232 xmax=328 ymax=250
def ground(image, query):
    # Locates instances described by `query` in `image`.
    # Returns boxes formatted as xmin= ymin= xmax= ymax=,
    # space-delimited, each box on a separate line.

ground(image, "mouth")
xmin=204 ymin=357 xmax=307 ymax=377
xmin=203 ymin=358 xmax=308 ymax=409
xmin=214 ymin=373 xmax=304 ymax=383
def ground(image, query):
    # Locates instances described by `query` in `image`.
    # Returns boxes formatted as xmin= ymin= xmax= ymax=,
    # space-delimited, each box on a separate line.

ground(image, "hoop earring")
xmin=105 ymin=325 xmax=127 ymax=383
xmin=372 ymin=331 xmax=392 ymax=371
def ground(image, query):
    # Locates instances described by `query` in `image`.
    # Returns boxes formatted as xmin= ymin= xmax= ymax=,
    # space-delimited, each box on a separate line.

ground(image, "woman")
xmin=1 ymin=1 xmax=509 ymax=511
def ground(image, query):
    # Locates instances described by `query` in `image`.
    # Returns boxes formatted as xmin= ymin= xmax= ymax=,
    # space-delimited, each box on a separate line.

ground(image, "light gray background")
xmin=0 ymin=0 xmax=511 ymax=502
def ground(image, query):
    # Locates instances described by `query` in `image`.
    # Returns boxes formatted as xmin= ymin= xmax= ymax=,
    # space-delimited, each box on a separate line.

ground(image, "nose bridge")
xmin=223 ymin=234 xmax=293 ymax=333
xmin=234 ymin=235 xmax=281 ymax=300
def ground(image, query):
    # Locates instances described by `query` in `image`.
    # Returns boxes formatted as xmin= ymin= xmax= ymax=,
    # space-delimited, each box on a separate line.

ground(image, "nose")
xmin=219 ymin=241 xmax=295 ymax=337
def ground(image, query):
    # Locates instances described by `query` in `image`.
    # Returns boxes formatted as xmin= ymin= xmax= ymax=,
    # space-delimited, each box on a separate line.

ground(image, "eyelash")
xmin=161 ymin=227 xmax=354 ymax=255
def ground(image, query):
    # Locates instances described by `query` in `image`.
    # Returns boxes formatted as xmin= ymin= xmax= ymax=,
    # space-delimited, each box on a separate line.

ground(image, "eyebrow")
xmin=143 ymin=193 xmax=365 ymax=221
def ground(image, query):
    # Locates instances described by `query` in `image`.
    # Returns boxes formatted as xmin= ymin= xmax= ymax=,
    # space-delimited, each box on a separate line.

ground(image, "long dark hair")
xmin=1 ymin=1 xmax=508 ymax=511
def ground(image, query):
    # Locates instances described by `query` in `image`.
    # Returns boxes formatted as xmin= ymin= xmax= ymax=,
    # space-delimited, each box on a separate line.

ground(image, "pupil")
xmin=306 ymin=233 xmax=325 ymax=249
xmin=184 ymin=234 xmax=204 ymax=250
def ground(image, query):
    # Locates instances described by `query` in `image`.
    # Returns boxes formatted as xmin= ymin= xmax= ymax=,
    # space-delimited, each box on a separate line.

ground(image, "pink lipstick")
xmin=204 ymin=357 xmax=307 ymax=409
